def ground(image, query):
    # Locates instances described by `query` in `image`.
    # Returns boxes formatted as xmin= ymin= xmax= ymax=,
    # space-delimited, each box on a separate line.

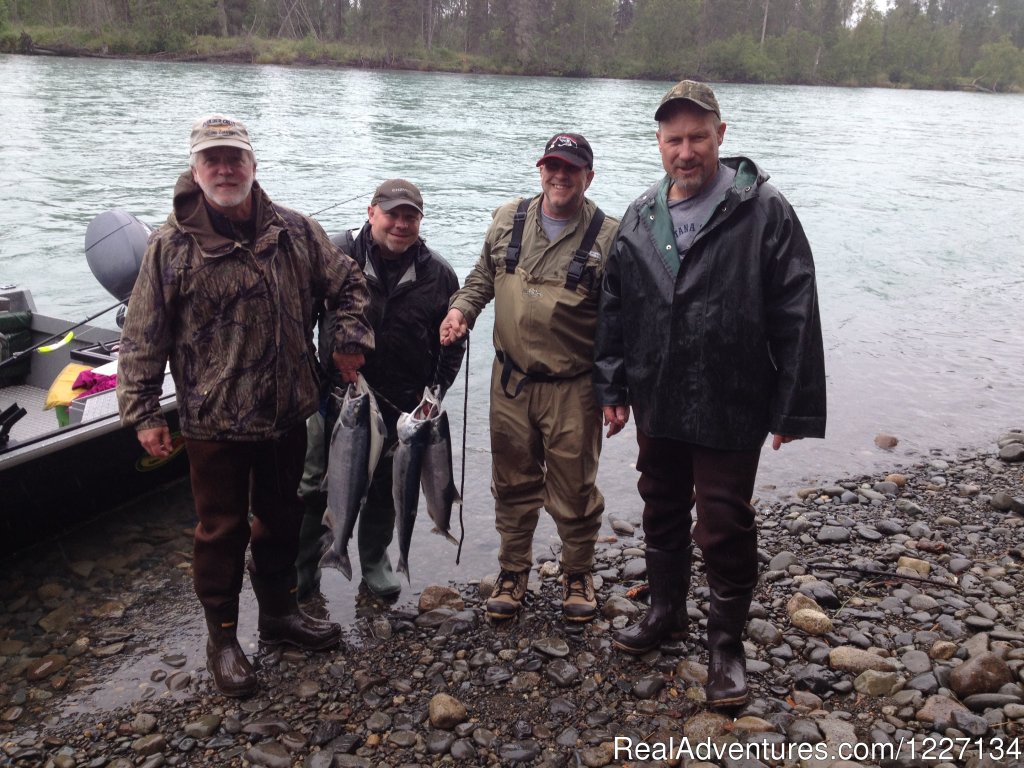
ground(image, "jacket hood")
xmin=170 ymin=169 xmax=276 ymax=256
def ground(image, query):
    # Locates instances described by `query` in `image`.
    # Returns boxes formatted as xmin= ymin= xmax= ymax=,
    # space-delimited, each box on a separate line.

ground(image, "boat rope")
xmin=0 ymin=298 xmax=124 ymax=371
xmin=309 ymin=190 xmax=375 ymax=218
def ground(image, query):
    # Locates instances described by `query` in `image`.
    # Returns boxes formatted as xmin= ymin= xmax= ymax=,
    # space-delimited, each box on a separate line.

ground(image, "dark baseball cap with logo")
xmin=536 ymin=133 xmax=594 ymax=169
xmin=371 ymin=179 xmax=424 ymax=215
xmin=654 ymin=80 xmax=721 ymax=121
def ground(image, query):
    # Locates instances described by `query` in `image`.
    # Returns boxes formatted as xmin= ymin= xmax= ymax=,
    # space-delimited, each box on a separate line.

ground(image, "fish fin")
xmin=396 ymin=556 xmax=412 ymax=584
xmin=431 ymin=526 xmax=459 ymax=546
xmin=318 ymin=548 xmax=352 ymax=580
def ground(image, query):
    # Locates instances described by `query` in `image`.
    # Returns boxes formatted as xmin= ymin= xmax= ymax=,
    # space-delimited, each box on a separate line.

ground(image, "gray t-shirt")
xmin=540 ymin=209 xmax=570 ymax=241
xmin=668 ymin=164 xmax=736 ymax=257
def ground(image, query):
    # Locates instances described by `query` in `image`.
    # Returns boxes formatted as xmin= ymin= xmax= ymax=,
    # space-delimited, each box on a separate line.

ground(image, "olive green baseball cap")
xmin=654 ymin=80 xmax=721 ymax=121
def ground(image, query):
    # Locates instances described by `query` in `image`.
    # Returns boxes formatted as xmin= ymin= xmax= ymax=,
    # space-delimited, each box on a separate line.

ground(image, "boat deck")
xmin=0 ymin=384 xmax=53 ymax=443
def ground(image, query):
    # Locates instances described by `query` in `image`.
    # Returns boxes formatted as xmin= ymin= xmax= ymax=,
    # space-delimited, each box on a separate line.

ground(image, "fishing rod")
xmin=0 ymin=298 xmax=124 ymax=372
xmin=310 ymin=190 xmax=375 ymax=218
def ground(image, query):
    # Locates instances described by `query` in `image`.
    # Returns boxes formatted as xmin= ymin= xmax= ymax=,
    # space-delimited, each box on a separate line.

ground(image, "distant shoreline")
xmin=4 ymin=37 xmax=1005 ymax=94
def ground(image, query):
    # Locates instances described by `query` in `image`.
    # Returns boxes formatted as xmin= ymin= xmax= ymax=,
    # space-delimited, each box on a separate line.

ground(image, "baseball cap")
xmin=536 ymin=133 xmax=594 ymax=169
xmin=371 ymin=179 xmax=424 ymax=215
xmin=189 ymin=114 xmax=253 ymax=155
xmin=654 ymin=80 xmax=721 ymax=121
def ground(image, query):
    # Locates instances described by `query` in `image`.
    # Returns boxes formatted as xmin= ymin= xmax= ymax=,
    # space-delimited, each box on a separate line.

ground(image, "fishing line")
xmin=309 ymin=190 xmax=375 ymax=218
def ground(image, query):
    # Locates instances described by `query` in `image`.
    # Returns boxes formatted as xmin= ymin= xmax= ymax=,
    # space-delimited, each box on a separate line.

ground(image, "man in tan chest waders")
xmin=439 ymin=133 xmax=619 ymax=623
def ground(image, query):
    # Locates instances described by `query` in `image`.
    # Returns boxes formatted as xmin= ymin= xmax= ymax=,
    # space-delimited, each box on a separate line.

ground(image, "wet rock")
xmin=828 ymin=646 xmax=897 ymax=675
xmin=131 ymin=733 xmax=167 ymax=755
xmin=245 ymin=741 xmax=292 ymax=768
xmin=948 ymin=651 xmax=1014 ymax=697
xmin=790 ymin=608 xmax=833 ymax=635
xmin=545 ymin=659 xmax=579 ymax=687
xmin=533 ymin=637 xmax=569 ymax=658
xmin=26 ymin=655 xmax=67 ymax=681
xmin=875 ymin=433 xmax=899 ymax=449
xmin=428 ymin=693 xmax=467 ymax=729
xmin=183 ymin=714 xmax=221 ymax=738
xmin=418 ymin=585 xmax=463 ymax=613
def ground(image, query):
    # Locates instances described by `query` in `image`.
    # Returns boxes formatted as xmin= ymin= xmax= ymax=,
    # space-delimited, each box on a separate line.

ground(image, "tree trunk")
xmin=217 ymin=0 xmax=229 ymax=36
xmin=760 ymin=0 xmax=769 ymax=50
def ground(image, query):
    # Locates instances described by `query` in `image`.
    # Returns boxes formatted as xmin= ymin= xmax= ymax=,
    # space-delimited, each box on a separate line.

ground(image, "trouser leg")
xmin=489 ymin=360 xmax=544 ymax=573
xmin=691 ymin=444 xmax=761 ymax=708
xmin=187 ymin=439 xmax=253 ymax=615
xmin=537 ymin=375 xmax=604 ymax=574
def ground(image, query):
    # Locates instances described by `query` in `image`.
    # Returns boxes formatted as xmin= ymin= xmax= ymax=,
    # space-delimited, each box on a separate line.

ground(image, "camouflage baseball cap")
xmin=371 ymin=179 xmax=424 ymax=215
xmin=654 ymin=80 xmax=721 ymax=121
xmin=189 ymin=114 xmax=253 ymax=155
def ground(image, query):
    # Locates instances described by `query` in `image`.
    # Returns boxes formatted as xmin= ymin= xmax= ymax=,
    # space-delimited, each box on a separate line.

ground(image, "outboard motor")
xmin=84 ymin=209 xmax=152 ymax=303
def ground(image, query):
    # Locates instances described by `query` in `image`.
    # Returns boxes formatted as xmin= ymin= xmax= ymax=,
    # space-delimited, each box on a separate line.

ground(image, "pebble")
xmin=0 ymin=431 xmax=1021 ymax=768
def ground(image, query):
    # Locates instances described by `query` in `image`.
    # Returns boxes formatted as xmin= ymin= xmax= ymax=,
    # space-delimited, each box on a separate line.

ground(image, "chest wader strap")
xmin=504 ymin=197 xmax=532 ymax=274
xmin=564 ymin=208 xmax=606 ymax=291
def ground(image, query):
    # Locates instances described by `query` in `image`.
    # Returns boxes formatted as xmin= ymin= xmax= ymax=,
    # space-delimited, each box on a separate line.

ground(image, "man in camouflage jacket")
xmin=117 ymin=114 xmax=373 ymax=698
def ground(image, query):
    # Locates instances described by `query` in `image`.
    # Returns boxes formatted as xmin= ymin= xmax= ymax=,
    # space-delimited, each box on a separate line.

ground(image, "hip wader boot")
xmin=248 ymin=565 xmax=342 ymax=651
xmin=357 ymin=501 xmax=401 ymax=598
xmin=295 ymin=491 xmax=329 ymax=602
xmin=613 ymin=546 xmax=690 ymax=655
xmin=205 ymin=604 xmax=257 ymax=698
xmin=705 ymin=587 xmax=753 ymax=708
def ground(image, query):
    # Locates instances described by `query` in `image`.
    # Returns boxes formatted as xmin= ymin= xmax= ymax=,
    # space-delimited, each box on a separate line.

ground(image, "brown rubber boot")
xmin=205 ymin=608 xmax=257 ymax=698
xmin=613 ymin=546 xmax=690 ymax=654
xmin=249 ymin=565 xmax=342 ymax=651
xmin=705 ymin=587 xmax=752 ymax=708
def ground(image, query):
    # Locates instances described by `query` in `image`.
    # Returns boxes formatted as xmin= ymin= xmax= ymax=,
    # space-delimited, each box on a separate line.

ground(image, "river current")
xmin=1 ymin=54 xmax=1023 ymax=592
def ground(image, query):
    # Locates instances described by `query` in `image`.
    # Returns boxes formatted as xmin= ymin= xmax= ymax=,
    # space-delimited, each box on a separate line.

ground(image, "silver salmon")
xmin=392 ymin=388 xmax=438 ymax=581
xmin=420 ymin=405 xmax=460 ymax=546
xmin=319 ymin=375 xmax=385 ymax=579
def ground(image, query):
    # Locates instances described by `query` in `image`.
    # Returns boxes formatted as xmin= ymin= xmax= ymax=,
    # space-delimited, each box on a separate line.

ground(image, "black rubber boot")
xmin=249 ymin=565 xmax=342 ymax=651
xmin=205 ymin=606 xmax=257 ymax=698
xmin=705 ymin=587 xmax=752 ymax=708
xmin=613 ymin=546 xmax=691 ymax=655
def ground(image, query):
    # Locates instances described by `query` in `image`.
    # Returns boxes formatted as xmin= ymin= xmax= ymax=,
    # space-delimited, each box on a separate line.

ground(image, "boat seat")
xmin=0 ymin=311 xmax=33 ymax=386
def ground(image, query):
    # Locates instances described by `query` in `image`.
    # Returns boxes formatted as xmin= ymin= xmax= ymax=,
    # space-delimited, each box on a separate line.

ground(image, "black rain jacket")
xmin=593 ymin=157 xmax=826 ymax=451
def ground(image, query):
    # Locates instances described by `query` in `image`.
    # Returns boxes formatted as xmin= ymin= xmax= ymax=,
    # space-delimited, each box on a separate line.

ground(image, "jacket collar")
xmin=170 ymin=170 xmax=283 ymax=257
xmin=638 ymin=155 xmax=768 ymax=214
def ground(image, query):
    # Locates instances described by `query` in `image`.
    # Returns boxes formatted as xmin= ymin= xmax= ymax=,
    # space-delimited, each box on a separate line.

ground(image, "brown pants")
xmin=636 ymin=429 xmax=761 ymax=597
xmin=489 ymin=358 xmax=604 ymax=573
xmin=186 ymin=424 xmax=307 ymax=614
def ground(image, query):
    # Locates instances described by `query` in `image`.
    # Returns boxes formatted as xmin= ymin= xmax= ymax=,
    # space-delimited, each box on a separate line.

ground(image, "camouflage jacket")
xmin=117 ymin=171 xmax=373 ymax=440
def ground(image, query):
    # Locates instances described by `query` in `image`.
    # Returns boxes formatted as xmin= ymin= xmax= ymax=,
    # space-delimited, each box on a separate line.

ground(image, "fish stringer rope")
xmin=455 ymin=334 xmax=469 ymax=564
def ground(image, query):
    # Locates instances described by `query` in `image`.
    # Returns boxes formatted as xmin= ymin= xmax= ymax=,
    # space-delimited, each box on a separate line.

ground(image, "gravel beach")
xmin=2 ymin=430 xmax=1023 ymax=768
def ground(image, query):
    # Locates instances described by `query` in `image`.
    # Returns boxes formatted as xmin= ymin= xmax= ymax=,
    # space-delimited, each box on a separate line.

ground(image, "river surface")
xmin=2 ymin=54 xmax=1023 ymax=599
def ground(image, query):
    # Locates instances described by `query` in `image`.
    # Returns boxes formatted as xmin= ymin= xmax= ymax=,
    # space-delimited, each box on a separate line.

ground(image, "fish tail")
xmin=318 ymin=548 xmax=352 ymax=581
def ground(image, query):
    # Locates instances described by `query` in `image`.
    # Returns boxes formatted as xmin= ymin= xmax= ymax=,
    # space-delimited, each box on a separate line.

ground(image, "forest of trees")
xmin=2 ymin=0 xmax=1023 ymax=90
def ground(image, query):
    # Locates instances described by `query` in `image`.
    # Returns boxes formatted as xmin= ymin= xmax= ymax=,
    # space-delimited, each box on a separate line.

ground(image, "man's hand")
xmin=603 ymin=405 xmax=630 ymax=438
xmin=772 ymin=434 xmax=802 ymax=450
xmin=332 ymin=351 xmax=365 ymax=384
xmin=440 ymin=308 xmax=468 ymax=346
xmin=138 ymin=426 xmax=173 ymax=457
